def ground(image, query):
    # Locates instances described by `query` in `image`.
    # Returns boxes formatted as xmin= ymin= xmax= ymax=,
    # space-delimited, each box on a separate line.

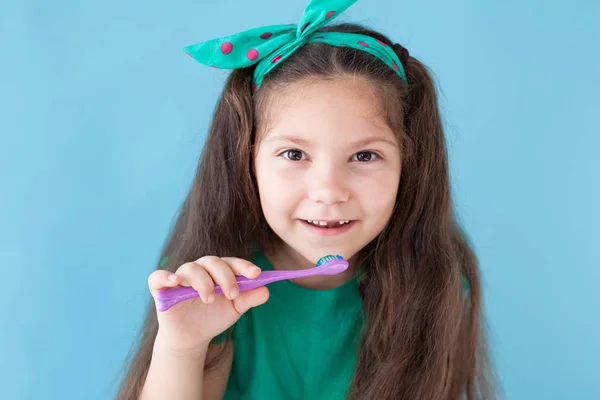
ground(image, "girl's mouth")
xmin=299 ymin=219 xmax=357 ymax=236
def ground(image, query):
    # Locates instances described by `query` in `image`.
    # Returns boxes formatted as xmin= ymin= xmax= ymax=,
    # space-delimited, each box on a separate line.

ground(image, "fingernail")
xmin=230 ymin=288 xmax=239 ymax=299
xmin=168 ymin=274 xmax=177 ymax=282
xmin=207 ymin=293 xmax=215 ymax=303
xmin=250 ymin=266 xmax=259 ymax=274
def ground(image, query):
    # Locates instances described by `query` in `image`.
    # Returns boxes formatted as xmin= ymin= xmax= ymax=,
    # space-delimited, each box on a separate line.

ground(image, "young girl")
xmin=118 ymin=0 xmax=495 ymax=398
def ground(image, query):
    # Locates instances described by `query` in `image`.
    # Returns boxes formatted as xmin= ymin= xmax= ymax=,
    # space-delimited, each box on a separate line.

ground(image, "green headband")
xmin=183 ymin=0 xmax=408 ymax=90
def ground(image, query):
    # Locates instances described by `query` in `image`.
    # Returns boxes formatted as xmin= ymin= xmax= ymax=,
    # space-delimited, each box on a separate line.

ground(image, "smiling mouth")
xmin=298 ymin=219 xmax=359 ymax=236
xmin=303 ymin=219 xmax=352 ymax=228
xmin=298 ymin=219 xmax=357 ymax=236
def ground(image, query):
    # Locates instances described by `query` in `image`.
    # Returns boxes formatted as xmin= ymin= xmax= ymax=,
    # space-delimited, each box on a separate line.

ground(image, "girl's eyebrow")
xmin=352 ymin=137 xmax=398 ymax=148
xmin=262 ymin=135 xmax=312 ymax=147
xmin=262 ymin=134 xmax=398 ymax=148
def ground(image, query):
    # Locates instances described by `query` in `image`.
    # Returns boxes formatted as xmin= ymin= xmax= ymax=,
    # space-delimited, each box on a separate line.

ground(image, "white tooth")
xmin=307 ymin=220 xmax=312 ymax=223
xmin=318 ymin=221 xmax=327 ymax=226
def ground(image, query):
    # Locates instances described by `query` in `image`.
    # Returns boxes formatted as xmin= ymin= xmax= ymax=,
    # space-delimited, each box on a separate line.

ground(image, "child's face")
xmin=254 ymin=77 xmax=402 ymax=267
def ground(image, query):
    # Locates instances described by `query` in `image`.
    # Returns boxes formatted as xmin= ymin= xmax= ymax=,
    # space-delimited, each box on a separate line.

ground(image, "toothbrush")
xmin=156 ymin=254 xmax=348 ymax=312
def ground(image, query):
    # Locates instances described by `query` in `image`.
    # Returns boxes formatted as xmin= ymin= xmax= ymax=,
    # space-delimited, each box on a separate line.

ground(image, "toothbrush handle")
xmin=155 ymin=271 xmax=293 ymax=312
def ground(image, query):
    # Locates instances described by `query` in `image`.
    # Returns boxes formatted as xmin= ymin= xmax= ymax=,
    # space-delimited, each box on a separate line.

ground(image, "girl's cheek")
xmin=262 ymin=167 xmax=305 ymax=197
xmin=271 ymin=162 xmax=309 ymax=184
xmin=351 ymin=168 xmax=399 ymax=196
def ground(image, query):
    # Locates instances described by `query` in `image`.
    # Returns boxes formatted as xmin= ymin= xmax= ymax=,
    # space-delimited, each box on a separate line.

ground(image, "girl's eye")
xmin=352 ymin=151 xmax=378 ymax=162
xmin=281 ymin=149 xmax=306 ymax=161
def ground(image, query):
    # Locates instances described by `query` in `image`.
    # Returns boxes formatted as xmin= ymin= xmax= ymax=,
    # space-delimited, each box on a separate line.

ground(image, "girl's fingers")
xmin=175 ymin=262 xmax=217 ymax=304
xmin=148 ymin=257 xmax=262 ymax=304
xmin=148 ymin=269 xmax=180 ymax=297
xmin=220 ymin=257 xmax=262 ymax=279
xmin=195 ymin=256 xmax=241 ymax=300
xmin=232 ymin=287 xmax=270 ymax=316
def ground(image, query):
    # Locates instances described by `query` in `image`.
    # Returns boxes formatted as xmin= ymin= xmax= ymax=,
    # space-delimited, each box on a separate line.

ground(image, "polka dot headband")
xmin=183 ymin=0 xmax=408 ymax=91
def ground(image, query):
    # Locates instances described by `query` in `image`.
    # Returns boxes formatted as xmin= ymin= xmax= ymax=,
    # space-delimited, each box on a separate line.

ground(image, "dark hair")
xmin=116 ymin=23 xmax=497 ymax=399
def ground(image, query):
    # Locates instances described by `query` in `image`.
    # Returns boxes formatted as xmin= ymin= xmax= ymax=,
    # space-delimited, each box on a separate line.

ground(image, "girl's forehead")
xmin=257 ymin=77 xmax=393 ymax=141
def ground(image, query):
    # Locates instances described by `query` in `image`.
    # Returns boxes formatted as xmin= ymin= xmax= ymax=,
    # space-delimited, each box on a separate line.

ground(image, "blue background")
xmin=1 ymin=0 xmax=598 ymax=398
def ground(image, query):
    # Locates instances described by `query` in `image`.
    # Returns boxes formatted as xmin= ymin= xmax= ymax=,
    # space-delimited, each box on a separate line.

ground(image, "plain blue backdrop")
xmin=1 ymin=0 xmax=598 ymax=398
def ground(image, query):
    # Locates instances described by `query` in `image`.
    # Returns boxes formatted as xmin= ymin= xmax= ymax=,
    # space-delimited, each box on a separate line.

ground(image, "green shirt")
xmin=222 ymin=251 xmax=364 ymax=399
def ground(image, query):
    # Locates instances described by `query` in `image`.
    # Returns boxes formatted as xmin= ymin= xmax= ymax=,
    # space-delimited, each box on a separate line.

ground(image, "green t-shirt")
xmin=222 ymin=251 xmax=365 ymax=399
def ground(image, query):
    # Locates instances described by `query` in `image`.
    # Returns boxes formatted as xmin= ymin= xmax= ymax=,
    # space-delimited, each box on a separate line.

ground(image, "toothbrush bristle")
xmin=316 ymin=254 xmax=344 ymax=266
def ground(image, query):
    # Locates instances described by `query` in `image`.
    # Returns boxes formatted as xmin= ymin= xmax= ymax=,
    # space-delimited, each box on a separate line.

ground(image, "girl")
xmin=118 ymin=0 xmax=495 ymax=398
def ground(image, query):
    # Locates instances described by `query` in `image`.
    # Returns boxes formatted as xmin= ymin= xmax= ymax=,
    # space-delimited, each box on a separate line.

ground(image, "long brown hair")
xmin=117 ymin=23 xmax=496 ymax=399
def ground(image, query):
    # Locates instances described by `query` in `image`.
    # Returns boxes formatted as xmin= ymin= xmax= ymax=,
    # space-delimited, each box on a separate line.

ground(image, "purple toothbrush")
xmin=156 ymin=254 xmax=348 ymax=312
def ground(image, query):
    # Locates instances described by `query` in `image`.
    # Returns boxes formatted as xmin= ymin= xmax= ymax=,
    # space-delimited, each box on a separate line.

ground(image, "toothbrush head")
xmin=315 ymin=254 xmax=349 ymax=275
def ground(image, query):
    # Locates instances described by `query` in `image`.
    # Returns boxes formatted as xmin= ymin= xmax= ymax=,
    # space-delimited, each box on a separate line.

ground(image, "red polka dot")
xmin=221 ymin=42 xmax=233 ymax=54
xmin=301 ymin=23 xmax=309 ymax=32
xmin=271 ymin=55 xmax=282 ymax=63
xmin=358 ymin=41 xmax=369 ymax=47
xmin=260 ymin=32 xmax=272 ymax=39
xmin=392 ymin=61 xmax=399 ymax=71
xmin=247 ymin=49 xmax=259 ymax=60
xmin=376 ymin=39 xmax=387 ymax=47
xmin=326 ymin=11 xmax=335 ymax=19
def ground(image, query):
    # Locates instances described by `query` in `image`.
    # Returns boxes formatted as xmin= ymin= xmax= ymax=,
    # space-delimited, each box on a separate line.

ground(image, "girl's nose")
xmin=307 ymin=166 xmax=350 ymax=205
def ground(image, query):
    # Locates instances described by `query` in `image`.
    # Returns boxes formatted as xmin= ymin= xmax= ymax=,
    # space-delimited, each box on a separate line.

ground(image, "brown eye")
xmin=353 ymin=151 xmax=377 ymax=162
xmin=283 ymin=149 xmax=306 ymax=161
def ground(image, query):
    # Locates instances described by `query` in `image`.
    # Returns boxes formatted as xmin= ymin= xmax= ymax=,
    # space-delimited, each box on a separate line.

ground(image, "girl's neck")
xmin=264 ymin=243 xmax=361 ymax=290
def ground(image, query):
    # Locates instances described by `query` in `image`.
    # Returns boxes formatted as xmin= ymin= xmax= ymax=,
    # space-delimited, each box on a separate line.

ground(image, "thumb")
xmin=232 ymin=286 xmax=270 ymax=316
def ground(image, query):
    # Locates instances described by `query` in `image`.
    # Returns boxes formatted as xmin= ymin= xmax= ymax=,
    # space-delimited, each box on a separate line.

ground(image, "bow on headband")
xmin=183 ymin=0 xmax=408 ymax=89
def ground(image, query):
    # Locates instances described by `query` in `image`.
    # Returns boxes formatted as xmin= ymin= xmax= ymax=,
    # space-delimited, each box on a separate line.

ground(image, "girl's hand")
xmin=148 ymin=256 xmax=269 ymax=355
